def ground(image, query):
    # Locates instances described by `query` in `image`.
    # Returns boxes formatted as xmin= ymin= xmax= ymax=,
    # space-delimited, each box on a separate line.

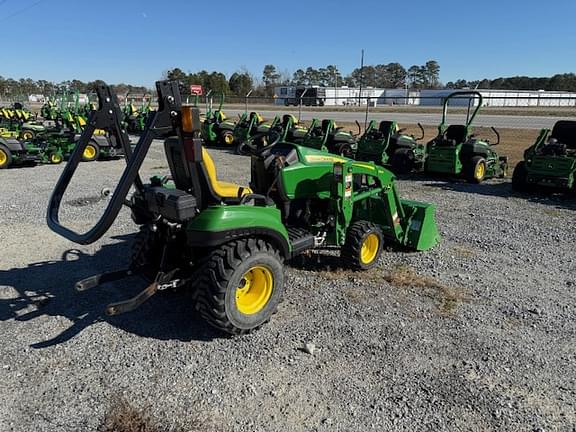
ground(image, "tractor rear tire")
xmin=465 ymin=156 xmax=486 ymax=183
xmin=512 ymin=161 xmax=528 ymax=192
xmin=82 ymin=140 xmax=100 ymax=162
xmin=390 ymin=148 xmax=414 ymax=175
xmin=342 ymin=221 xmax=384 ymax=271
xmin=0 ymin=144 xmax=12 ymax=169
xmin=131 ymin=226 xmax=163 ymax=281
xmin=195 ymin=238 xmax=285 ymax=335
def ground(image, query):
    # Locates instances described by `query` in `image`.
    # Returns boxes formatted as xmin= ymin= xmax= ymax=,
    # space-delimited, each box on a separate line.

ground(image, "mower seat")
xmin=550 ymin=120 xmax=576 ymax=149
xmin=444 ymin=125 xmax=467 ymax=144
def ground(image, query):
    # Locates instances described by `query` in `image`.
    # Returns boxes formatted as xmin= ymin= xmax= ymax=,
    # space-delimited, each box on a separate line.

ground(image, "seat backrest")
xmin=164 ymin=137 xmax=220 ymax=208
xmin=551 ymin=120 xmax=576 ymax=149
xmin=445 ymin=125 xmax=468 ymax=143
xmin=321 ymin=119 xmax=333 ymax=134
xmin=378 ymin=121 xmax=396 ymax=137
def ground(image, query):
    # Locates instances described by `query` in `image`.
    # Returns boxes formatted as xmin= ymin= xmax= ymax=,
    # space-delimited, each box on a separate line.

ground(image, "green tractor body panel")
xmin=274 ymin=144 xmax=439 ymax=250
xmin=526 ymin=156 xmax=576 ymax=189
xmin=186 ymin=205 xmax=291 ymax=255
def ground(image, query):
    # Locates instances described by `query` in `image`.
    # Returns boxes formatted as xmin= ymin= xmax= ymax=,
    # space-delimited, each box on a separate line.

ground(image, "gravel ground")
xmin=1 ymin=141 xmax=575 ymax=432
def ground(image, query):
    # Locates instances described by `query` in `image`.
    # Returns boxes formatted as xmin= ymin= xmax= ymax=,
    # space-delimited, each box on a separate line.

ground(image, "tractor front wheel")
xmin=0 ymin=144 xmax=12 ymax=169
xmin=195 ymin=238 xmax=285 ymax=335
xmin=512 ymin=161 xmax=528 ymax=192
xmin=465 ymin=156 xmax=487 ymax=183
xmin=342 ymin=221 xmax=384 ymax=270
xmin=82 ymin=141 xmax=100 ymax=162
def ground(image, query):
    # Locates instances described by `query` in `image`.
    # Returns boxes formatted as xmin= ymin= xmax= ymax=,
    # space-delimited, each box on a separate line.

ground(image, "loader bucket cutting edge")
xmin=400 ymin=199 xmax=440 ymax=251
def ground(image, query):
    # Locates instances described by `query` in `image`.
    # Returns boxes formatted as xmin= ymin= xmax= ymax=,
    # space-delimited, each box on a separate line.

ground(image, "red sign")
xmin=190 ymin=84 xmax=203 ymax=96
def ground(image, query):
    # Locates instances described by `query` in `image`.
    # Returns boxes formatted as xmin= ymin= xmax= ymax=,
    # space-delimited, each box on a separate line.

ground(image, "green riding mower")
xmin=201 ymin=93 xmax=236 ymax=146
xmin=300 ymin=118 xmax=357 ymax=157
xmin=0 ymin=135 xmax=65 ymax=168
xmin=355 ymin=120 xmax=425 ymax=174
xmin=233 ymin=111 xmax=266 ymax=154
xmin=424 ymin=91 xmax=507 ymax=183
xmin=512 ymin=120 xmax=576 ymax=193
xmin=0 ymin=106 xmax=47 ymax=140
xmin=47 ymin=80 xmax=440 ymax=335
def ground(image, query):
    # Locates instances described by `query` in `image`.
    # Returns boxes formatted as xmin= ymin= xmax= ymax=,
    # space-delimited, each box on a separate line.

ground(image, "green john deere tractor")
xmin=201 ymin=92 xmax=236 ymax=146
xmin=300 ymin=118 xmax=357 ymax=157
xmin=355 ymin=120 xmax=425 ymax=174
xmin=424 ymin=91 xmax=508 ymax=183
xmin=47 ymin=80 xmax=440 ymax=335
xmin=512 ymin=120 xmax=576 ymax=193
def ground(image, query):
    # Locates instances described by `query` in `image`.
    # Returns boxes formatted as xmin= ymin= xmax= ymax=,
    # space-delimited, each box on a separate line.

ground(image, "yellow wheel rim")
xmin=475 ymin=162 xmax=486 ymax=180
xmin=0 ymin=149 xmax=7 ymax=166
xmin=236 ymin=266 xmax=273 ymax=315
xmin=83 ymin=145 xmax=96 ymax=160
xmin=21 ymin=131 xmax=33 ymax=140
xmin=360 ymin=233 xmax=380 ymax=265
xmin=224 ymin=134 xmax=234 ymax=145
xmin=50 ymin=153 xmax=62 ymax=164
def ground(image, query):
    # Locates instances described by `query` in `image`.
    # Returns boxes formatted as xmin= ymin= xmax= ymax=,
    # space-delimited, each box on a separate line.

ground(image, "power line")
xmin=0 ymin=0 xmax=47 ymax=23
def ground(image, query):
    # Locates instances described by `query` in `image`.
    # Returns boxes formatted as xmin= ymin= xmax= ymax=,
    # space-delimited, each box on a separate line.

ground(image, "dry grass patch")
xmin=452 ymin=245 xmax=477 ymax=258
xmin=98 ymin=397 xmax=208 ymax=432
xmin=384 ymin=265 xmax=471 ymax=314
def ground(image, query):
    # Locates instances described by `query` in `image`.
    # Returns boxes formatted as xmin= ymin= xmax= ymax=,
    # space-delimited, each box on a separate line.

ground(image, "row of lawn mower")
xmin=204 ymin=91 xmax=508 ymax=184
xmin=0 ymin=93 xmax=124 ymax=169
xmin=209 ymin=91 xmax=576 ymax=194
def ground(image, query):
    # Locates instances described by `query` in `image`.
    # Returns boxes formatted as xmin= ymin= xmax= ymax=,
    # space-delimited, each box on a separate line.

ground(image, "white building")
xmin=274 ymin=86 xmax=576 ymax=107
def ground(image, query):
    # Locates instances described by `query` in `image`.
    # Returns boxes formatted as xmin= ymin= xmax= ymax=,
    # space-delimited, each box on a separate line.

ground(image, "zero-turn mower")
xmin=300 ymin=118 xmax=357 ymax=157
xmin=233 ymin=111 xmax=266 ymax=154
xmin=512 ymin=120 xmax=576 ymax=193
xmin=424 ymin=91 xmax=508 ymax=183
xmin=355 ymin=120 xmax=425 ymax=174
xmin=47 ymin=80 xmax=440 ymax=335
xmin=201 ymin=92 xmax=236 ymax=146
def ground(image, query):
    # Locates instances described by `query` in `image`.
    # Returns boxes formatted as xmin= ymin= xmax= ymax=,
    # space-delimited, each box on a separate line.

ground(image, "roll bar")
xmin=47 ymin=80 xmax=182 ymax=245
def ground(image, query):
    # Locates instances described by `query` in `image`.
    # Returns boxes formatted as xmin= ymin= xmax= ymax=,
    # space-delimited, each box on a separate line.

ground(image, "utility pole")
xmin=358 ymin=49 xmax=364 ymax=106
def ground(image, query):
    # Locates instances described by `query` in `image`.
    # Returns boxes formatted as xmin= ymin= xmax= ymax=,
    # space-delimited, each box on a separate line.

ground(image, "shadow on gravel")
xmin=0 ymin=235 xmax=218 ymax=348
xmin=424 ymin=180 xmax=576 ymax=210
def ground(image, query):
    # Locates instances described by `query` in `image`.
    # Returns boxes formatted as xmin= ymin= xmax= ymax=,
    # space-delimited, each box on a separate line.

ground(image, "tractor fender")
xmin=186 ymin=205 xmax=291 ymax=258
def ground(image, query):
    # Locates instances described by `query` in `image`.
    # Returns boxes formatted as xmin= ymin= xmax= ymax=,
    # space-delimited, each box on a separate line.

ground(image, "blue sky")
xmin=1 ymin=0 xmax=575 ymax=86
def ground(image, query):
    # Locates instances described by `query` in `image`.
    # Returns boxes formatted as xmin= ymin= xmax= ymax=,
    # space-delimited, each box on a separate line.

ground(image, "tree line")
xmin=3 ymin=65 xmax=576 ymax=100
xmin=0 ymin=77 xmax=149 ymax=99
xmin=446 ymin=74 xmax=576 ymax=92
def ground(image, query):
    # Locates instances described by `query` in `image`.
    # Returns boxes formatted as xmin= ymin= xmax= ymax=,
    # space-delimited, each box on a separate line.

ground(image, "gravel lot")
xmin=1 ymin=141 xmax=575 ymax=432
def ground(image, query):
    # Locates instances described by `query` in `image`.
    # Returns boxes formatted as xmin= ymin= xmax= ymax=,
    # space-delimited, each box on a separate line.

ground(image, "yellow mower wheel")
xmin=82 ymin=142 xmax=99 ymax=162
xmin=50 ymin=153 xmax=63 ymax=164
xmin=0 ymin=146 xmax=11 ymax=169
xmin=360 ymin=233 xmax=380 ymax=265
xmin=466 ymin=156 xmax=487 ymax=184
xmin=21 ymin=130 xmax=34 ymax=140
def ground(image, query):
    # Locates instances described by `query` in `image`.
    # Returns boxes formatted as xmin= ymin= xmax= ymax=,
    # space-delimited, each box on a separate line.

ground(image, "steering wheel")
xmin=241 ymin=130 xmax=282 ymax=156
